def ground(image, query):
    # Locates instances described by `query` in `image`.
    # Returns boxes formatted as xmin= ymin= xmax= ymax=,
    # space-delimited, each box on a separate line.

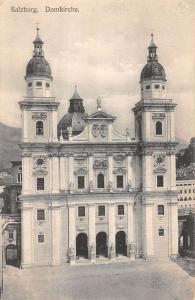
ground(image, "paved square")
xmin=3 ymin=260 xmax=194 ymax=300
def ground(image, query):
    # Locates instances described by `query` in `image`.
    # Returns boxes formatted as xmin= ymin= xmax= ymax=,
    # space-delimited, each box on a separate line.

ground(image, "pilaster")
xmin=108 ymin=204 xmax=115 ymax=259
xmin=68 ymin=205 xmax=76 ymax=262
xmin=59 ymin=154 xmax=66 ymax=191
xmin=143 ymin=202 xmax=154 ymax=258
xmin=88 ymin=204 xmax=96 ymax=260
xmin=52 ymin=154 xmax=59 ymax=193
xmin=127 ymin=203 xmax=135 ymax=259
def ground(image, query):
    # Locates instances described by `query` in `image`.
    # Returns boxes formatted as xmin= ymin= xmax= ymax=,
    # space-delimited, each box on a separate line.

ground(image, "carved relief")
xmin=32 ymin=169 xmax=48 ymax=176
xmin=113 ymin=167 xmax=126 ymax=174
xmin=93 ymin=159 xmax=108 ymax=169
xmin=32 ymin=112 xmax=47 ymax=120
xmin=113 ymin=154 xmax=126 ymax=162
xmin=73 ymin=168 xmax=88 ymax=175
xmin=92 ymin=124 xmax=108 ymax=137
xmin=153 ymin=153 xmax=167 ymax=173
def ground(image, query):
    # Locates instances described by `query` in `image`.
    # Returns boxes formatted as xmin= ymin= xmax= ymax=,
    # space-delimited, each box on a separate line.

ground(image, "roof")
xmin=140 ymin=60 xmax=166 ymax=82
xmin=26 ymin=56 xmax=52 ymax=78
xmin=85 ymin=110 xmax=116 ymax=120
xmin=70 ymin=88 xmax=83 ymax=100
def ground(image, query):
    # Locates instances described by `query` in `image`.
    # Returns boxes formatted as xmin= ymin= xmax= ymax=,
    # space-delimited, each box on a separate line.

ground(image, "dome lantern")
xmin=25 ymin=26 xmax=53 ymax=98
xmin=140 ymin=34 xmax=167 ymax=101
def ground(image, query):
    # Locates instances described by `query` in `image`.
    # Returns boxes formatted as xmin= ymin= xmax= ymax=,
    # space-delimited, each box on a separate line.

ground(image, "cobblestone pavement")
xmin=2 ymin=260 xmax=194 ymax=300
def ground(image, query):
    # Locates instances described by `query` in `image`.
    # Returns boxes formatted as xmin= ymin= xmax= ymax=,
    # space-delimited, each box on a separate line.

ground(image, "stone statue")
xmin=97 ymin=97 xmax=102 ymax=110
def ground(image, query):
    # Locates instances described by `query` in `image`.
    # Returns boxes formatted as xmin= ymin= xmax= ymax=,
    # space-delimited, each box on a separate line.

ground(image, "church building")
xmin=19 ymin=29 xmax=178 ymax=267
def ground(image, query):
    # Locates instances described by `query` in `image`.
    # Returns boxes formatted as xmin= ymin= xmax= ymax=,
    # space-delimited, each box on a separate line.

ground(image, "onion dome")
xmin=140 ymin=34 xmax=166 ymax=82
xmin=57 ymin=86 xmax=87 ymax=139
xmin=25 ymin=27 xmax=52 ymax=79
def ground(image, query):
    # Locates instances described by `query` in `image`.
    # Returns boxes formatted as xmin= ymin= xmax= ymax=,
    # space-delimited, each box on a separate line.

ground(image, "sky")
xmin=0 ymin=0 xmax=194 ymax=142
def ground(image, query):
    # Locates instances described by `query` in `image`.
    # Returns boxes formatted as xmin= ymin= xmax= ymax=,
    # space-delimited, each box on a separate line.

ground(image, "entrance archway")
xmin=6 ymin=244 xmax=18 ymax=266
xmin=96 ymin=232 xmax=107 ymax=257
xmin=76 ymin=233 xmax=88 ymax=259
xmin=116 ymin=231 xmax=127 ymax=256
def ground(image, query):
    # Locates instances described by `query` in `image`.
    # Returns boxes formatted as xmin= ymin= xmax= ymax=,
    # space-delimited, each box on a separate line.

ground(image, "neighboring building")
xmin=178 ymin=210 xmax=195 ymax=258
xmin=1 ymin=161 xmax=22 ymax=267
xmin=19 ymin=29 xmax=178 ymax=268
xmin=176 ymin=163 xmax=195 ymax=209
xmin=3 ymin=161 xmax=22 ymax=214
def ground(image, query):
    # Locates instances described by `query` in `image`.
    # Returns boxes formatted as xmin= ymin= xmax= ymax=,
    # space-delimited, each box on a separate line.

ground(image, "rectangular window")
xmin=9 ymin=230 xmax=14 ymax=240
xmin=118 ymin=205 xmax=124 ymax=216
xmin=117 ymin=175 xmax=123 ymax=188
xmin=17 ymin=173 xmax=22 ymax=183
xmin=78 ymin=206 xmax=85 ymax=217
xmin=98 ymin=205 xmax=105 ymax=217
xmin=78 ymin=176 xmax=84 ymax=189
xmin=157 ymin=175 xmax=164 ymax=187
xmin=158 ymin=205 xmax=164 ymax=215
xmin=16 ymin=192 xmax=20 ymax=202
xmin=38 ymin=234 xmax=44 ymax=243
xmin=159 ymin=228 xmax=164 ymax=236
xmin=37 ymin=178 xmax=44 ymax=190
xmin=184 ymin=190 xmax=187 ymax=193
xmin=189 ymin=189 xmax=191 ymax=193
xmin=37 ymin=209 xmax=45 ymax=221
xmin=180 ymin=190 xmax=182 ymax=194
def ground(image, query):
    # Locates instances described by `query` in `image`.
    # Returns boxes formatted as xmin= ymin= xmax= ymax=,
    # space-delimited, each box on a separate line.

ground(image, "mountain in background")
xmin=0 ymin=122 xmax=191 ymax=171
xmin=0 ymin=122 xmax=21 ymax=170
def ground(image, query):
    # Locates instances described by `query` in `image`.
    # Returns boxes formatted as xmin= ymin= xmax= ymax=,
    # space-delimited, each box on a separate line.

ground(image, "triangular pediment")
xmin=86 ymin=110 xmax=115 ymax=120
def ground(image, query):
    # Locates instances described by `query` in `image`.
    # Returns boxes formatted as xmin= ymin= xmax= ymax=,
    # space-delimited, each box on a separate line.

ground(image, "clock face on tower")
xmin=37 ymin=158 xmax=44 ymax=166
xmin=34 ymin=156 xmax=47 ymax=169
xmin=157 ymin=156 xmax=163 ymax=164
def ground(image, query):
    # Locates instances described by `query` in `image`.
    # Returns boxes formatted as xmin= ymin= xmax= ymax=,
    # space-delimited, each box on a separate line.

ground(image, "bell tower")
xmin=132 ymin=35 xmax=178 ymax=259
xmin=19 ymin=26 xmax=59 ymax=143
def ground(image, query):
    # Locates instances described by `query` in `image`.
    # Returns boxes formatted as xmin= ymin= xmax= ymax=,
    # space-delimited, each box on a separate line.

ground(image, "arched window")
xmin=156 ymin=121 xmax=162 ymax=135
xmin=36 ymin=121 xmax=43 ymax=136
xmin=97 ymin=174 xmax=104 ymax=188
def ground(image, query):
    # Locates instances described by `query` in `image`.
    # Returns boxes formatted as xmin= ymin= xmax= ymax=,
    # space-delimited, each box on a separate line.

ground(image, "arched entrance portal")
xmin=116 ymin=231 xmax=127 ymax=256
xmin=96 ymin=232 xmax=107 ymax=257
xmin=6 ymin=244 xmax=18 ymax=266
xmin=76 ymin=233 xmax=88 ymax=259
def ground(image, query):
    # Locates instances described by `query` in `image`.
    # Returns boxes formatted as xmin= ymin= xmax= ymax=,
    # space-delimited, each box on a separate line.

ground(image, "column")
xmin=68 ymin=205 xmax=76 ymax=262
xmin=168 ymin=201 xmax=178 ymax=258
xmin=108 ymin=154 xmax=113 ymax=191
xmin=170 ymin=111 xmax=175 ymax=141
xmin=88 ymin=204 xmax=96 ymax=260
xmin=51 ymin=205 xmax=61 ymax=264
xmin=23 ymin=110 xmax=28 ymax=142
xmin=126 ymin=154 xmax=135 ymax=189
xmin=127 ymin=203 xmax=135 ymax=259
xmin=143 ymin=154 xmax=152 ymax=191
xmin=52 ymin=154 xmax=59 ymax=193
xmin=52 ymin=110 xmax=58 ymax=142
xmin=144 ymin=202 xmax=154 ymax=258
xmin=108 ymin=204 xmax=115 ymax=259
xmin=59 ymin=154 xmax=66 ymax=191
xmin=21 ymin=207 xmax=33 ymax=267
xmin=22 ymin=154 xmax=32 ymax=195
xmin=68 ymin=155 xmax=74 ymax=192
xmin=88 ymin=154 xmax=94 ymax=191
xmin=170 ymin=153 xmax=176 ymax=190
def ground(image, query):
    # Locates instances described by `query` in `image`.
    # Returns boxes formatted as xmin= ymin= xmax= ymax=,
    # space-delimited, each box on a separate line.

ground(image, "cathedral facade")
xmin=19 ymin=29 xmax=178 ymax=267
